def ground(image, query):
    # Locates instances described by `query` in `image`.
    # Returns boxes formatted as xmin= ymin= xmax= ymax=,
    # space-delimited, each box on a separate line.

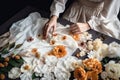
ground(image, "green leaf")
xmin=1 ymin=48 xmax=9 ymax=54
xmin=0 ymin=57 xmax=4 ymax=62
xmin=6 ymin=65 xmax=13 ymax=71
xmin=32 ymin=73 xmax=39 ymax=79
xmin=9 ymin=58 xmax=24 ymax=68
xmin=9 ymin=59 xmax=20 ymax=67
xmin=15 ymin=44 xmax=23 ymax=49
xmin=0 ymin=67 xmax=9 ymax=73
xmin=101 ymin=57 xmax=110 ymax=65
xmin=16 ymin=58 xmax=24 ymax=63
xmin=9 ymin=42 xmax=15 ymax=49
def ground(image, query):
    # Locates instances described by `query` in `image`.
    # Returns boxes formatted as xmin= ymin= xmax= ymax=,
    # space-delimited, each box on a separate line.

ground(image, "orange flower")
xmin=3 ymin=62 xmax=8 ymax=67
xmin=62 ymin=36 xmax=67 ymax=40
xmin=70 ymin=33 xmax=80 ymax=41
xmin=74 ymin=67 xmax=87 ymax=80
xmin=0 ymin=74 xmax=5 ymax=80
xmin=51 ymin=45 xmax=67 ymax=58
xmin=83 ymin=58 xmax=102 ymax=74
xmin=24 ymin=65 xmax=30 ymax=70
xmin=31 ymin=48 xmax=38 ymax=54
xmin=86 ymin=71 xmax=98 ymax=80
xmin=50 ymin=40 xmax=56 ymax=45
xmin=15 ymin=55 xmax=21 ymax=60
xmin=4 ymin=57 xmax=9 ymax=62
xmin=35 ymin=52 xmax=40 ymax=59
xmin=0 ymin=63 xmax=4 ymax=67
xmin=27 ymin=37 xmax=34 ymax=42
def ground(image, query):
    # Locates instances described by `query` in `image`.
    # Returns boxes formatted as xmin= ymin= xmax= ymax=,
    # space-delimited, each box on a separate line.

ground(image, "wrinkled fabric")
xmin=1 ymin=12 xmax=78 ymax=58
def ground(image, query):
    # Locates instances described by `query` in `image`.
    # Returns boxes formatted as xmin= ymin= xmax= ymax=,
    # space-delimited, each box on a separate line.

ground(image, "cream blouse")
xmin=50 ymin=0 xmax=120 ymax=40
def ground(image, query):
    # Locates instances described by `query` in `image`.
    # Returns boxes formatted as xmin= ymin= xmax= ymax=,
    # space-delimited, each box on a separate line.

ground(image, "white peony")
xmin=45 ymin=55 xmax=58 ymax=66
xmin=105 ymin=61 xmax=120 ymax=80
xmin=21 ymin=62 xmax=33 ymax=73
xmin=107 ymin=42 xmax=120 ymax=58
xmin=63 ymin=56 xmax=80 ymax=71
xmin=8 ymin=67 xmax=21 ymax=79
xmin=54 ymin=66 xmax=70 ymax=80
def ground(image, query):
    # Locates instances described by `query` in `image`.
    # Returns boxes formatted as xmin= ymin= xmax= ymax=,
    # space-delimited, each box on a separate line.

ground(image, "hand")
xmin=43 ymin=15 xmax=58 ymax=39
xmin=70 ymin=23 xmax=90 ymax=34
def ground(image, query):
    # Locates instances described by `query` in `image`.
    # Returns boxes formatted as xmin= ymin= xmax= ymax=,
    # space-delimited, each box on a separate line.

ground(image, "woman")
xmin=43 ymin=0 xmax=120 ymax=40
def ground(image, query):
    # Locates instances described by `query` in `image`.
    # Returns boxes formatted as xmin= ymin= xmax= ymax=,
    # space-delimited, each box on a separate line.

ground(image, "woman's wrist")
xmin=51 ymin=15 xmax=58 ymax=21
xmin=85 ymin=23 xmax=91 ymax=30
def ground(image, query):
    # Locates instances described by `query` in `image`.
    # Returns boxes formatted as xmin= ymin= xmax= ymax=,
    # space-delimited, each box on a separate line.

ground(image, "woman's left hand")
xmin=70 ymin=23 xmax=90 ymax=34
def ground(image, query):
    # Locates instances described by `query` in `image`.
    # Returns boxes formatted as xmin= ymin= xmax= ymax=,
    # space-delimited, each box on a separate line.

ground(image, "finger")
xmin=43 ymin=24 xmax=49 ymax=39
xmin=71 ymin=29 xmax=81 ymax=34
xmin=71 ymin=29 xmax=80 ymax=33
xmin=70 ymin=26 xmax=78 ymax=31
xmin=42 ymin=24 xmax=47 ymax=39
xmin=52 ymin=25 xmax=56 ymax=34
xmin=73 ymin=31 xmax=81 ymax=34
xmin=46 ymin=25 xmax=52 ymax=38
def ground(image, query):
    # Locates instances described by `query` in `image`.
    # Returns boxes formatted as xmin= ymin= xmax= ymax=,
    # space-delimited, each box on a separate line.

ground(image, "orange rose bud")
xmin=3 ymin=62 xmax=8 ymax=67
xmin=4 ymin=57 xmax=9 ymax=62
xmin=0 ymin=63 xmax=4 ymax=67
xmin=62 ymin=36 xmax=67 ymax=40
xmin=31 ymin=48 xmax=37 ymax=54
xmin=0 ymin=74 xmax=5 ymax=80
xmin=15 ymin=55 xmax=20 ymax=60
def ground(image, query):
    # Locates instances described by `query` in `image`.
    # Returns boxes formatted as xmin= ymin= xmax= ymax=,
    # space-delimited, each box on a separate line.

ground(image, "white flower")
xmin=54 ymin=66 xmax=70 ymax=80
xmin=100 ymin=71 xmax=108 ymax=80
xmin=107 ymin=42 xmax=120 ymax=58
xmin=41 ymin=72 xmax=55 ymax=80
xmin=80 ymin=32 xmax=92 ymax=42
xmin=33 ymin=61 xmax=43 ymax=77
xmin=87 ymin=50 xmax=103 ymax=61
xmin=93 ymin=38 xmax=103 ymax=51
xmin=8 ymin=67 xmax=21 ymax=79
xmin=87 ymin=42 xmax=108 ymax=61
xmin=45 ymin=55 xmax=58 ymax=66
xmin=21 ymin=62 xmax=33 ymax=73
xmin=63 ymin=56 xmax=80 ymax=71
xmin=20 ymin=72 xmax=32 ymax=80
xmin=42 ymin=64 xmax=54 ymax=74
xmin=105 ymin=61 xmax=120 ymax=80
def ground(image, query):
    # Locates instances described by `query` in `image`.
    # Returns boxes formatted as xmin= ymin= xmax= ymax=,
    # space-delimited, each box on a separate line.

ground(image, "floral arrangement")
xmin=0 ymin=13 xmax=120 ymax=80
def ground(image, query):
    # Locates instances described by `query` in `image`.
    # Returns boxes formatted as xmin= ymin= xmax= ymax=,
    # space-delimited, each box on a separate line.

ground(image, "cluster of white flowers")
xmin=80 ymin=32 xmax=92 ymax=42
xmin=8 ymin=67 xmax=21 ymax=79
xmin=107 ymin=42 xmax=120 ymax=58
xmin=8 ymin=55 xmax=82 ymax=80
xmin=101 ymin=61 xmax=120 ymax=80
xmin=87 ymin=39 xmax=108 ymax=61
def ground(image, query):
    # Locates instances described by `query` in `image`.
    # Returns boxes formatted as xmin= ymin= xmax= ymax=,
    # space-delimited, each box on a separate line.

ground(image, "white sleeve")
xmin=88 ymin=0 xmax=120 ymax=40
xmin=88 ymin=14 xmax=120 ymax=40
xmin=50 ymin=0 xmax=68 ymax=17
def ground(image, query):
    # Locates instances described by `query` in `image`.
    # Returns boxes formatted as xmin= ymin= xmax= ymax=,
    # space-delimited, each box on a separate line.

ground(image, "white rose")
xmin=8 ymin=67 xmax=21 ymax=79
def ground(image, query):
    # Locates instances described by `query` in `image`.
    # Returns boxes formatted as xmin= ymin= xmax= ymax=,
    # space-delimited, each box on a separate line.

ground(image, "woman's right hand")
xmin=43 ymin=15 xmax=58 ymax=39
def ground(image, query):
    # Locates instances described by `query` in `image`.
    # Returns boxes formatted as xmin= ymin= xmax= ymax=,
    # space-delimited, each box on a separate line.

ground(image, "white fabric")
xmin=50 ymin=0 xmax=120 ymax=40
xmin=9 ymin=12 xmax=78 ymax=58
